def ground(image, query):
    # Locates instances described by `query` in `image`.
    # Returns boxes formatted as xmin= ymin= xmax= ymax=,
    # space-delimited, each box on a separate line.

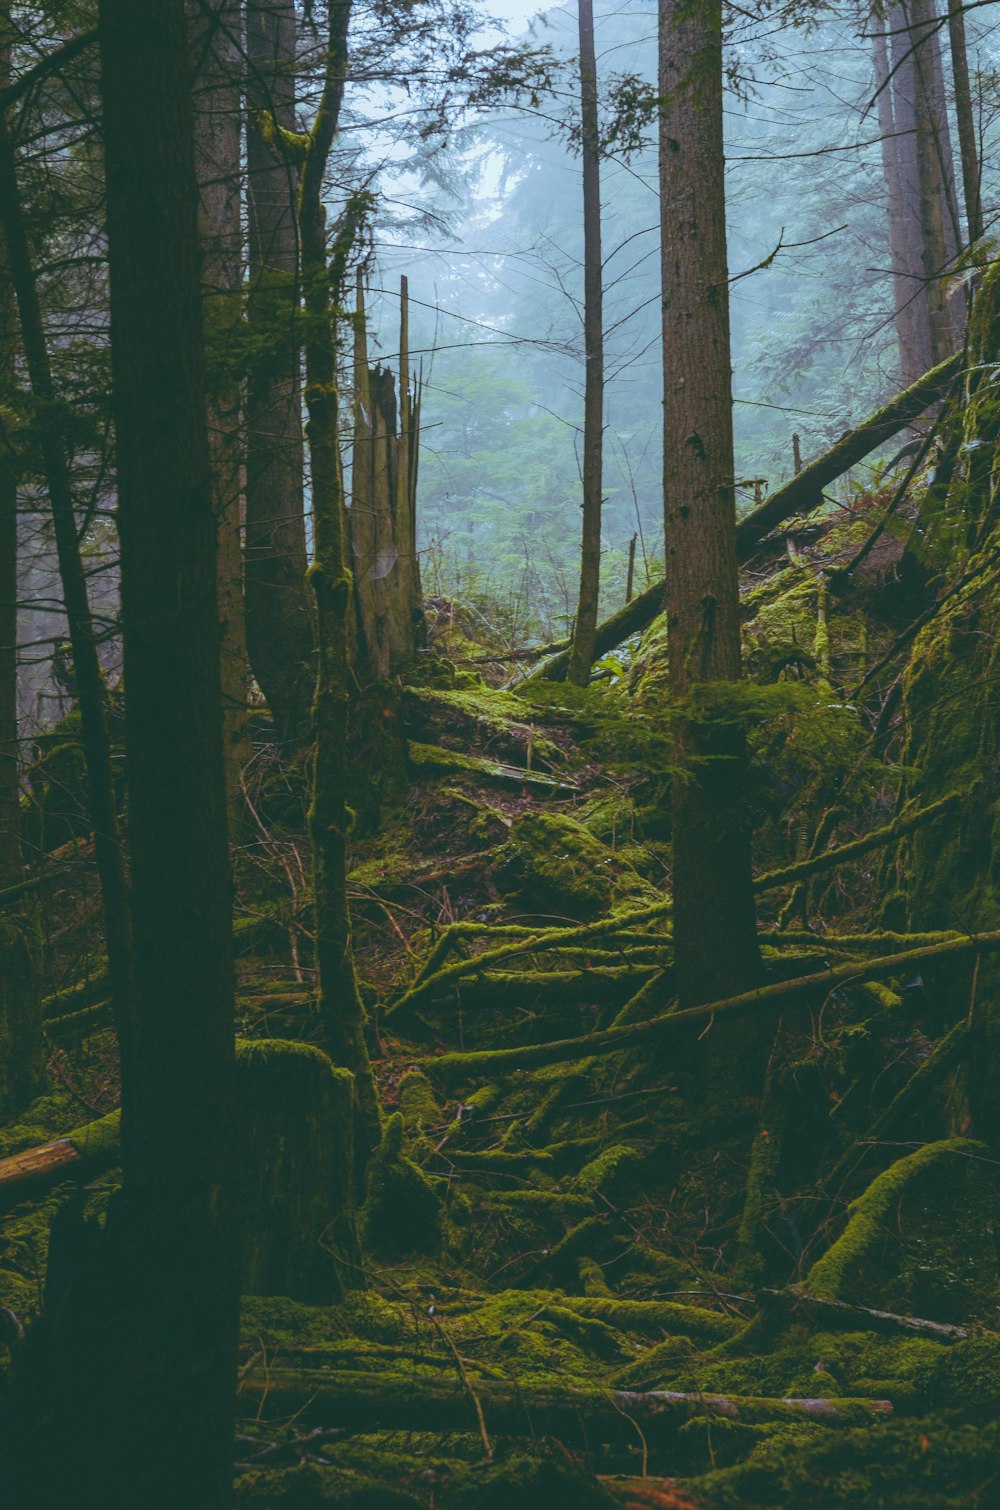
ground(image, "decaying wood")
xmin=0 ymin=1137 xmax=81 ymax=1195
xmin=759 ymin=1285 xmax=969 ymax=1343
xmin=238 ymin=1366 xmax=892 ymax=1440
xmin=524 ymin=352 xmax=963 ymax=683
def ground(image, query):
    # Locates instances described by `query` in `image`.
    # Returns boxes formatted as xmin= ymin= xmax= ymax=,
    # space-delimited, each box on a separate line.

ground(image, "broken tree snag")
xmin=238 ymin=1368 xmax=892 ymax=1441
xmin=0 ymin=1138 xmax=81 ymax=1196
xmin=424 ymin=929 xmax=1000 ymax=1079
xmin=524 ymin=352 xmax=963 ymax=682
xmin=758 ymin=1286 xmax=969 ymax=1343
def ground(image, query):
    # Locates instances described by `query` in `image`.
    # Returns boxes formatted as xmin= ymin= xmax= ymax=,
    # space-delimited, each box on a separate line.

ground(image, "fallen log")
xmin=753 ymin=793 xmax=959 ymax=894
xmin=237 ymin=1366 xmax=892 ymax=1440
xmin=0 ymin=1110 xmax=119 ymax=1198
xmin=424 ymin=929 xmax=1000 ymax=1080
xmin=758 ymin=1285 xmax=969 ymax=1343
xmin=524 ymin=353 xmax=962 ymax=683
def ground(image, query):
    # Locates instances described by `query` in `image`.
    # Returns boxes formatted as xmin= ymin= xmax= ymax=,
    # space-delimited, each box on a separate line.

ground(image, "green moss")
xmin=360 ymin=1112 xmax=442 ymax=1258
xmin=573 ymin=1143 xmax=640 ymax=1194
xmin=68 ymin=1109 xmax=121 ymax=1162
xmin=236 ymin=1462 xmax=423 ymax=1508
xmin=806 ymin=1138 xmax=987 ymax=1302
xmin=397 ymin=1069 xmax=442 ymax=1136
xmin=502 ymin=810 xmax=624 ymax=918
xmin=440 ymin=1453 xmax=615 ymax=1510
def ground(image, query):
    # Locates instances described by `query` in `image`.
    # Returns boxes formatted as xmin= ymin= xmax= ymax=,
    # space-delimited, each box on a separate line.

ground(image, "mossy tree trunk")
xmin=245 ymin=0 xmax=314 ymax=746
xmin=657 ymin=0 xmax=762 ymax=1012
xmin=299 ymin=0 xmax=381 ymax=1165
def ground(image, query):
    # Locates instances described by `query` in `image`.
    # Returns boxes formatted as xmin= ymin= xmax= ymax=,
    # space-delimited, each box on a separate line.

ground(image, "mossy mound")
xmin=440 ymin=1452 xmax=615 ymax=1510
xmin=501 ymin=810 xmax=624 ymax=918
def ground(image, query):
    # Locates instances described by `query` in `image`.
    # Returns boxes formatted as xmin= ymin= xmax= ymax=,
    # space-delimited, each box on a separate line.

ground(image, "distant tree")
xmin=566 ymin=0 xmax=605 ymax=685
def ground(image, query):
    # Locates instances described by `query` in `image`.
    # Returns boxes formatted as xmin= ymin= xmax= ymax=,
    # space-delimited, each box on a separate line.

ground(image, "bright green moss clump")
xmin=502 ymin=810 xmax=620 ymax=918
xmin=806 ymin=1138 xmax=986 ymax=1302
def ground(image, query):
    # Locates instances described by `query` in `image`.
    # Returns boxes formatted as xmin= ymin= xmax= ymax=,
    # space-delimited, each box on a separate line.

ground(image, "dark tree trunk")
xmin=947 ymin=0 xmax=983 ymax=244
xmin=97 ymin=1 xmax=238 ymax=1501
xmin=191 ymin=0 xmax=251 ymax=819
xmin=566 ymin=0 xmax=604 ymax=686
xmin=0 ymin=73 xmax=133 ymax=1056
xmin=0 ymin=18 xmax=17 ymax=891
xmin=299 ymin=0 xmax=381 ymax=1165
xmin=658 ymin=0 xmax=761 ymax=1010
xmin=245 ymin=0 xmax=314 ymax=745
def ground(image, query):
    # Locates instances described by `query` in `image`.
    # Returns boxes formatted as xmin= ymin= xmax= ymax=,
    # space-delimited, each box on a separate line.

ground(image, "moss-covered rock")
xmin=501 ymin=810 xmax=622 ymax=918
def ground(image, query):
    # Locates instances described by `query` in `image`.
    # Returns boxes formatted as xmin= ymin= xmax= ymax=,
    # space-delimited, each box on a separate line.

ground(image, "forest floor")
xmin=4 ymin=487 xmax=1000 ymax=1507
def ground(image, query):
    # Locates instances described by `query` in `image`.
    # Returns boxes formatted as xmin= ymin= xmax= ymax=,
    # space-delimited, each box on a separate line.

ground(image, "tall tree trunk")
xmin=299 ymin=0 xmax=381 ymax=1164
xmin=0 ymin=18 xmax=18 ymax=890
xmin=658 ymin=0 xmax=761 ymax=1010
xmin=872 ymin=11 xmax=930 ymax=385
xmin=99 ymin=0 xmax=238 ymax=1500
xmin=0 ymin=73 xmax=133 ymax=1055
xmin=245 ymin=0 xmax=313 ymax=746
xmin=191 ymin=0 xmax=250 ymax=821
xmin=947 ymin=0 xmax=983 ymax=244
xmin=886 ymin=0 xmax=936 ymax=380
xmin=892 ymin=0 xmax=961 ymax=363
xmin=567 ymin=0 xmax=604 ymax=686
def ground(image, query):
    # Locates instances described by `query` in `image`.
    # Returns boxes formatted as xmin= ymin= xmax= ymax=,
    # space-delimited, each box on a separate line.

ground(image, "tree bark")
xmin=658 ymin=0 xmax=761 ymax=1009
xmin=872 ymin=11 xmax=929 ymax=385
xmin=245 ymin=0 xmax=313 ymax=745
xmin=566 ymin=0 xmax=604 ymax=686
xmin=299 ymin=0 xmax=381 ymax=1165
xmin=68 ymin=5 xmax=238 ymax=1504
xmin=0 ymin=17 xmax=17 ymax=891
xmin=191 ymin=0 xmax=250 ymax=819
xmin=947 ymin=0 xmax=983 ymax=244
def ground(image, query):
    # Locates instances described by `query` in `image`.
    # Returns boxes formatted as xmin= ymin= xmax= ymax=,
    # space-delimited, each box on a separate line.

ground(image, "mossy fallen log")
xmin=753 ymin=794 xmax=959 ymax=894
xmin=824 ymin=1019 xmax=971 ymax=1189
xmin=758 ymin=1285 xmax=970 ymax=1342
xmin=804 ymin=1138 xmax=986 ymax=1301
xmin=407 ymin=740 xmax=579 ymax=794
xmin=423 ymin=931 xmax=1000 ymax=1080
xmin=237 ymin=1366 xmax=892 ymax=1439
xmin=525 ymin=354 xmax=962 ymax=682
xmin=390 ymin=903 xmax=673 ymax=1020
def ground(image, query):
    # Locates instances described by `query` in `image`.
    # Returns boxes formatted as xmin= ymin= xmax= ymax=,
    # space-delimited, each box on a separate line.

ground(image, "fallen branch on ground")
xmin=423 ymin=929 xmax=1000 ymax=1080
xmin=237 ymin=1367 xmax=892 ymax=1440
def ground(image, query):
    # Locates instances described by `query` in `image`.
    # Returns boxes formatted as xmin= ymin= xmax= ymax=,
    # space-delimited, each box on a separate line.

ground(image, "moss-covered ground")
xmin=6 ymin=454 xmax=1000 ymax=1505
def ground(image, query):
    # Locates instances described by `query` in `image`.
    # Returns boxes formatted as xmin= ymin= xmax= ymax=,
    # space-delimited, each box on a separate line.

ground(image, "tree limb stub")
xmin=524 ymin=352 xmax=962 ymax=683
